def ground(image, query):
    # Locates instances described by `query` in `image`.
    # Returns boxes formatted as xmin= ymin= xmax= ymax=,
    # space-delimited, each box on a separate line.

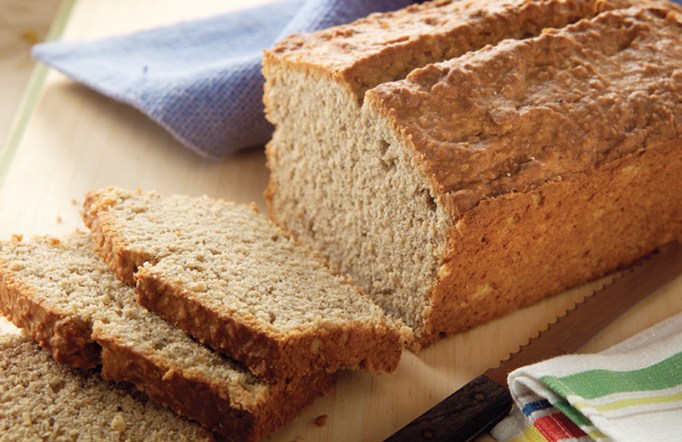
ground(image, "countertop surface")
xmin=0 ymin=0 xmax=60 ymax=146
xmin=0 ymin=1 xmax=681 ymax=441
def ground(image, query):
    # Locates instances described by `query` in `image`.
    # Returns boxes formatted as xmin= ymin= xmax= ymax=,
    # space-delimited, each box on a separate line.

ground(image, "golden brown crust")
xmin=97 ymin=330 xmax=336 ymax=441
xmin=357 ymin=4 xmax=682 ymax=345
xmin=368 ymin=5 xmax=682 ymax=216
xmin=135 ymin=266 xmax=401 ymax=383
xmin=0 ymin=261 xmax=100 ymax=369
xmin=96 ymin=338 xmax=254 ymax=441
xmin=263 ymin=141 xmax=278 ymax=216
xmin=83 ymin=191 xmax=148 ymax=285
xmin=267 ymin=0 xmax=625 ymax=99
xmin=255 ymin=370 xmax=337 ymax=439
xmin=420 ymin=139 xmax=682 ymax=346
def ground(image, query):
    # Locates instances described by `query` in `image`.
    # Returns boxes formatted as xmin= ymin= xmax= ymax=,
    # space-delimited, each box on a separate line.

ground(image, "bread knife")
xmin=385 ymin=241 xmax=682 ymax=442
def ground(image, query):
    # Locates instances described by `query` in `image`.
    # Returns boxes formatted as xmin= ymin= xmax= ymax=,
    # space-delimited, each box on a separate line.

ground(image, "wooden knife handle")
xmin=384 ymin=375 xmax=513 ymax=442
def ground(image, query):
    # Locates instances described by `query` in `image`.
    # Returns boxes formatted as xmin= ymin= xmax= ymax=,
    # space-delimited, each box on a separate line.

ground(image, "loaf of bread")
xmin=0 ymin=233 xmax=335 ymax=441
xmin=82 ymin=187 xmax=406 ymax=382
xmin=263 ymin=0 xmax=682 ymax=347
xmin=0 ymin=334 xmax=212 ymax=441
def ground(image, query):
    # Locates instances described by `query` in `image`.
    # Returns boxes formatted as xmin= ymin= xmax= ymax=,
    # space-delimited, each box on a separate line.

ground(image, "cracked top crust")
xmin=367 ymin=5 xmax=682 ymax=216
xmin=268 ymin=0 xmax=629 ymax=99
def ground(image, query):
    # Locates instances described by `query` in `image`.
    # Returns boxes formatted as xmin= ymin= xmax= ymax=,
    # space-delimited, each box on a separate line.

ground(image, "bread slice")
xmin=82 ymin=187 xmax=406 ymax=382
xmin=0 ymin=233 xmax=335 ymax=441
xmin=0 ymin=334 xmax=212 ymax=441
xmin=263 ymin=1 xmax=682 ymax=347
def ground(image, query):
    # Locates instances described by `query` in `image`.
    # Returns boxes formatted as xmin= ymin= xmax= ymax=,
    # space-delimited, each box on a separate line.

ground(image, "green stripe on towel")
xmin=541 ymin=351 xmax=682 ymax=400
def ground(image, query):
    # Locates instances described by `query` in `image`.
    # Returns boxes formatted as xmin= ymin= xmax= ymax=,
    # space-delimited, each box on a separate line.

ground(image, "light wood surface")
xmin=0 ymin=0 xmax=61 ymax=144
xmin=1 ymin=1 xmax=681 ymax=440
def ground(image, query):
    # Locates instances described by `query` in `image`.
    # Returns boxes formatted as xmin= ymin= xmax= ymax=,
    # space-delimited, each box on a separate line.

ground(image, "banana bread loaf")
xmin=0 ymin=334 xmax=212 ymax=441
xmin=0 ymin=233 xmax=335 ymax=441
xmin=263 ymin=0 xmax=682 ymax=347
xmin=82 ymin=187 xmax=407 ymax=382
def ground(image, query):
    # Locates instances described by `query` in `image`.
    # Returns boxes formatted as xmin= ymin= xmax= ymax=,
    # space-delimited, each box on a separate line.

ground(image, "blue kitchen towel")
xmin=33 ymin=0 xmax=416 ymax=159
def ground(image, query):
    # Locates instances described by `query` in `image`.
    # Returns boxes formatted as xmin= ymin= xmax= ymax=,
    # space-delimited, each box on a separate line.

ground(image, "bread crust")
xmin=421 ymin=140 xmax=682 ymax=345
xmin=96 ymin=335 xmax=334 ymax=442
xmin=376 ymin=5 xmax=682 ymax=345
xmin=134 ymin=262 xmax=401 ymax=382
xmin=267 ymin=0 xmax=621 ymax=100
xmin=83 ymin=191 xmax=149 ymax=285
xmin=96 ymin=340 xmax=257 ymax=441
xmin=0 ymin=260 xmax=100 ymax=368
xmin=368 ymin=5 xmax=682 ymax=216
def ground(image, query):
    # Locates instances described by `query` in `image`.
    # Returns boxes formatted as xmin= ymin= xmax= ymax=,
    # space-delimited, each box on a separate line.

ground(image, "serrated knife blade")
xmin=385 ymin=241 xmax=682 ymax=442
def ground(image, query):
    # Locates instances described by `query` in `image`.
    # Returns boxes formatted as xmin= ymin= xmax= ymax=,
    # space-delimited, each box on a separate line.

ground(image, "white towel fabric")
xmin=492 ymin=312 xmax=682 ymax=442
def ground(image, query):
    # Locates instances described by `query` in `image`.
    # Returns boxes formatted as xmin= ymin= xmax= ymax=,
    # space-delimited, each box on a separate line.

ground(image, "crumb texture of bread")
xmin=0 ymin=235 xmax=102 ymax=368
xmin=83 ymin=187 xmax=405 ymax=381
xmin=263 ymin=0 xmax=682 ymax=347
xmin=0 ymin=233 xmax=335 ymax=440
xmin=0 ymin=334 xmax=212 ymax=441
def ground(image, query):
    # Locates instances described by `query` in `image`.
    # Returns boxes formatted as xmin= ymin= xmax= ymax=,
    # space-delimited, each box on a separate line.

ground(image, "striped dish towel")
xmin=491 ymin=312 xmax=682 ymax=442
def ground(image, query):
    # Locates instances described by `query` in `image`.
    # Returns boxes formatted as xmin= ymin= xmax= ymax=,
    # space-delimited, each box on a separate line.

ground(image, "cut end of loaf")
xmin=264 ymin=0 xmax=682 ymax=346
xmin=265 ymin=45 xmax=457 ymax=343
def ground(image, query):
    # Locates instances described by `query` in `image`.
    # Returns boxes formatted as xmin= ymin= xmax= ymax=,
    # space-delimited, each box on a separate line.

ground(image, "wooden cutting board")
xmin=1 ymin=1 xmax=681 ymax=440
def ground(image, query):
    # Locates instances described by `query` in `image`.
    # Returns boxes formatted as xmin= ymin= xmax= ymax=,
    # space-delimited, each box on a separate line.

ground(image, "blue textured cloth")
xmin=33 ymin=0 xmax=415 ymax=158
